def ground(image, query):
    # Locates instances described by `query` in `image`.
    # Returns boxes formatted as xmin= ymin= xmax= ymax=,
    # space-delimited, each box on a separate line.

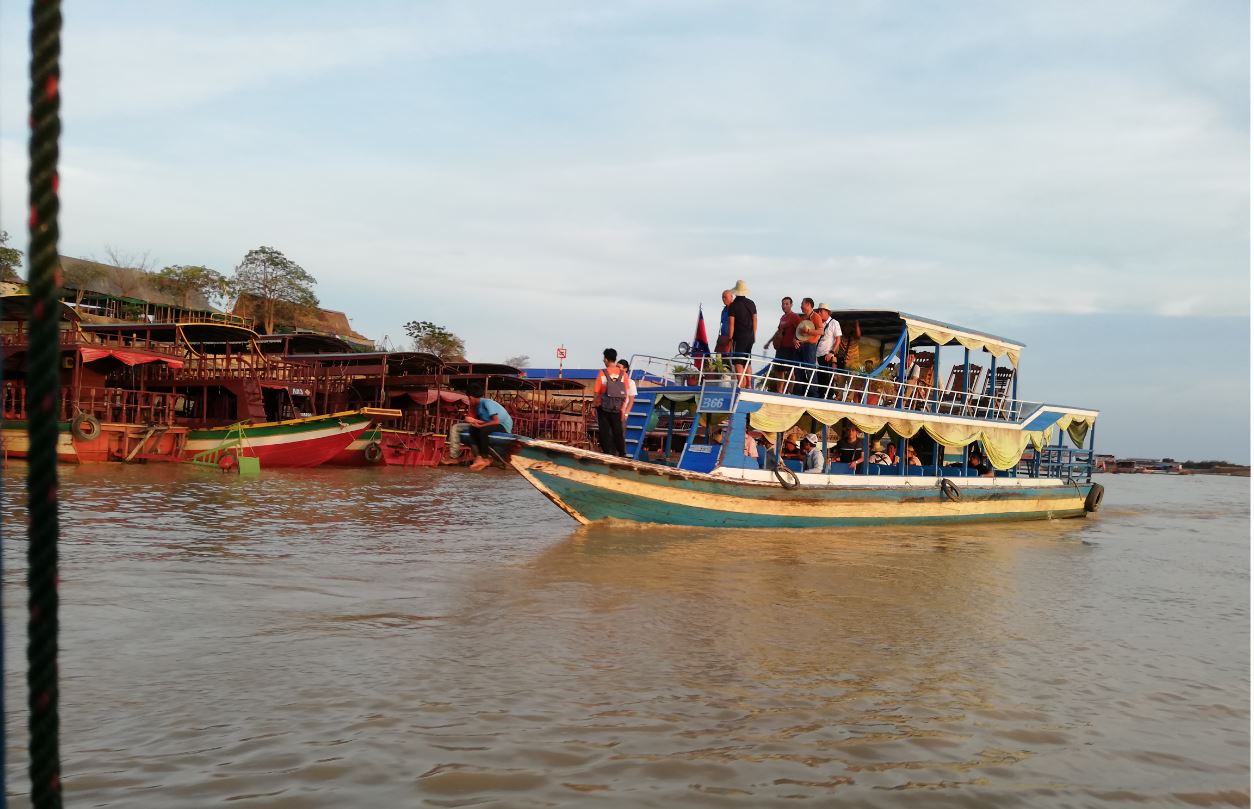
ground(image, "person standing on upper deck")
xmin=726 ymin=280 xmax=757 ymax=388
xmin=814 ymin=303 xmax=843 ymax=398
xmin=593 ymin=348 xmax=629 ymax=456
xmin=716 ymin=289 xmax=734 ymax=355
xmin=765 ymin=296 xmax=801 ymax=393
xmin=794 ymin=298 xmax=823 ymax=395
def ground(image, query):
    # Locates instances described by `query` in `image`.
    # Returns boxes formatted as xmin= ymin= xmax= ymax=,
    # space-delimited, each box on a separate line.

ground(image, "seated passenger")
xmin=800 ymin=433 xmax=824 ymax=472
xmin=867 ymin=439 xmax=892 ymax=465
xmin=905 ymin=444 xmax=923 ymax=467
xmin=835 ymin=427 xmax=862 ymax=464
xmin=966 ymin=449 xmax=995 ymax=477
xmin=885 ymin=442 xmax=899 ymax=467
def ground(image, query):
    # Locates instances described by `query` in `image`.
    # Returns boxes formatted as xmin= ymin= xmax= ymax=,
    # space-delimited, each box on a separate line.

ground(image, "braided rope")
xmin=27 ymin=1 xmax=64 ymax=806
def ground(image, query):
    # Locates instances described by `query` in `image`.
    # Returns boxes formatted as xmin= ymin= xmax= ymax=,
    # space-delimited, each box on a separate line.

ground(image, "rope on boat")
xmin=26 ymin=0 xmax=65 ymax=805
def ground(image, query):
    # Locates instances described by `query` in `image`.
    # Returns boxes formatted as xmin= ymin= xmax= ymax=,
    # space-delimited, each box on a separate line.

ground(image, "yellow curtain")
xmin=1055 ymin=413 xmax=1094 ymax=448
xmin=748 ymin=403 xmax=1088 ymax=471
xmin=904 ymin=323 xmax=1021 ymax=367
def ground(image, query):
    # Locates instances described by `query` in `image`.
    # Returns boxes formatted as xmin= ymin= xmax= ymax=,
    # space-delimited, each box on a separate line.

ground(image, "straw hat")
xmin=803 ymin=433 xmax=819 ymax=445
xmin=732 ymin=279 xmax=750 ymax=296
xmin=816 ymin=302 xmax=830 ymax=312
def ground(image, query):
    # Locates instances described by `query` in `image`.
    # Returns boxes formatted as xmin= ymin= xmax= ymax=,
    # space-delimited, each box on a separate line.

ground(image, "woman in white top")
xmin=616 ymin=359 xmax=638 ymax=423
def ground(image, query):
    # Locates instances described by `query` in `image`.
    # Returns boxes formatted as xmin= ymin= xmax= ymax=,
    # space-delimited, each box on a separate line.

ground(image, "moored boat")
xmin=2 ymin=295 xmax=190 ymax=463
xmin=77 ymin=321 xmax=399 ymax=468
xmin=498 ymin=309 xmax=1104 ymax=527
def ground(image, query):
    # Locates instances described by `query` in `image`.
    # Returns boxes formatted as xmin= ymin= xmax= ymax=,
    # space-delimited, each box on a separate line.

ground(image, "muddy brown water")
xmin=1 ymin=464 xmax=1248 ymax=807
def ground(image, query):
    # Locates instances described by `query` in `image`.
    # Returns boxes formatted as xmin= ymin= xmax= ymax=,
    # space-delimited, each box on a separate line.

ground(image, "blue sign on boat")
xmin=697 ymin=390 xmax=736 ymax=413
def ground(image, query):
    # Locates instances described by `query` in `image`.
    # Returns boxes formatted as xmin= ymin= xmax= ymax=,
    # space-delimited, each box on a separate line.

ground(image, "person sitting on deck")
xmin=965 ymin=448 xmax=995 ymax=477
xmin=465 ymin=395 xmax=514 ymax=472
xmin=905 ymin=444 xmax=923 ymax=467
xmin=867 ymin=439 xmax=892 ymax=465
xmin=800 ymin=433 xmax=824 ymax=472
xmin=835 ymin=426 xmax=862 ymax=465
xmin=885 ymin=442 xmax=899 ymax=467
xmin=849 ymin=438 xmax=889 ymax=470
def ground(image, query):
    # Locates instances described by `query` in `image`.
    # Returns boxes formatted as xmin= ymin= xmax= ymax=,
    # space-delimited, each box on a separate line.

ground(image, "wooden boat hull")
xmin=504 ymin=437 xmax=1092 ymax=528
xmin=182 ymin=411 xmax=373 ymax=469
xmin=2 ymin=421 xmax=187 ymax=463
xmin=323 ymin=427 xmax=449 ymax=467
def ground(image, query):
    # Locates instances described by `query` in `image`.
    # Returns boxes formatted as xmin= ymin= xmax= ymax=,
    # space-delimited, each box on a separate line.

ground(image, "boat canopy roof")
xmin=442 ymin=361 xmax=523 ymax=377
xmin=1 ymin=294 xmax=80 ymax=323
xmin=832 ymin=310 xmax=1024 ymax=366
xmin=83 ymin=321 xmax=259 ymax=349
xmin=257 ymin=332 xmax=354 ymax=354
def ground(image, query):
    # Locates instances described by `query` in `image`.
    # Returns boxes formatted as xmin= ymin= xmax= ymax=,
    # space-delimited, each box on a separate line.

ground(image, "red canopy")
xmin=79 ymin=347 xmax=184 ymax=368
xmin=388 ymin=389 xmax=469 ymax=406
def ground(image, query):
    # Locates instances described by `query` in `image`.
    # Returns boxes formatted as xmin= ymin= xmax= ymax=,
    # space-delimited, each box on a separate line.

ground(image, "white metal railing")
xmin=631 ymin=351 xmax=1040 ymax=425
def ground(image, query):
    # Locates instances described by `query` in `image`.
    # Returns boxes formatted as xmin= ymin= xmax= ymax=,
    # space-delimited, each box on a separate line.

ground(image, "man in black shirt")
xmin=726 ymin=279 xmax=757 ymax=388
xmin=835 ymin=427 xmax=862 ymax=466
xmin=966 ymin=448 xmax=995 ymax=477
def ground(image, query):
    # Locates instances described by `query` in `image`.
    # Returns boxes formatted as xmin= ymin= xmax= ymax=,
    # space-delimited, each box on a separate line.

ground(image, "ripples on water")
xmin=1 ymin=464 xmax=1248 ymax=807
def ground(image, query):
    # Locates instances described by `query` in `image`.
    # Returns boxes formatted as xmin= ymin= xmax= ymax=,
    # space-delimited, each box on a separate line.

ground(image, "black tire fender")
xmin=1084 ymin=482 xmax=1104 ymax=513
xmin=940 ymin=478 xmax=962 ymax=502
xmin=363 ymin=441 xmax=384 ymax=464
xmin=71 ymin=412 xmax=102 ymax=442
xmin=774 ymin=465 xmax=800 ymax=490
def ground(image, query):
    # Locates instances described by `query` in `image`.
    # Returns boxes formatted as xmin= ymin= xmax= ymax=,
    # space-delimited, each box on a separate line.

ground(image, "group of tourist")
xmin=715 ymin=282 xmax=871 ymax=395
xmin=739 ymin=425 xmax=994 ymax=476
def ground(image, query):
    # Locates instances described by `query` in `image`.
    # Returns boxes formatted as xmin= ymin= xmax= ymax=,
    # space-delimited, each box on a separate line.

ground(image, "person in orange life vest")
xmin=593 ymin=348 xmax=629 ymax=456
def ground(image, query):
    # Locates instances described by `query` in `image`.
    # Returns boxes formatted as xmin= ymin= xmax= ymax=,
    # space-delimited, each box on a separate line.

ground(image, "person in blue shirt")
xmin=466 ymin=395 xmax=514 ymax=471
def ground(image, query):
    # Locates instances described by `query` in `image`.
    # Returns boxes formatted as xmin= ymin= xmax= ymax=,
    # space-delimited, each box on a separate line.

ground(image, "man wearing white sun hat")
xmin=725 ymin=279 xmax=757 ymax=388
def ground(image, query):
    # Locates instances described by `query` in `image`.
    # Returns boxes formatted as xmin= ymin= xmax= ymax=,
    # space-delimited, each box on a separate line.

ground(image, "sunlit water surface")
xmin=1 ymin=464 xmax=1248 ymax=808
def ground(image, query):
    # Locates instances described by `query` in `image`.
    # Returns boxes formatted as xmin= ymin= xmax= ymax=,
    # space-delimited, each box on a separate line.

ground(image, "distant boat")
xmin=497 ymin=309 xmax=1103 ymax=527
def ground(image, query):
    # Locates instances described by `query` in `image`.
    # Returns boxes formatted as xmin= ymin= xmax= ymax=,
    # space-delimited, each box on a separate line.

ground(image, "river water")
xmin=0 ymin=464 xmax=1248 ymax=808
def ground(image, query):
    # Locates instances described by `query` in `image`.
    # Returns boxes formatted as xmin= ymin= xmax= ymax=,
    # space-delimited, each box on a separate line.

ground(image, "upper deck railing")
xmin=0 ymin=324 xmax=184 ymax=357
xmin=631 ymin=352 xmax=1043 ymax=425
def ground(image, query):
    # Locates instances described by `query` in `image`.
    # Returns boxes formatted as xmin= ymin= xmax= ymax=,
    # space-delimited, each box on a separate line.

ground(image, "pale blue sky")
xmin=0 ymin=0 xmax=1249 ymax=461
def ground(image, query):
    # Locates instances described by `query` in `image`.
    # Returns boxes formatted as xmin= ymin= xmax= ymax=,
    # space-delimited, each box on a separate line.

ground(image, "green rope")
xmin=26 ymin=0 xmax=64 ymax=806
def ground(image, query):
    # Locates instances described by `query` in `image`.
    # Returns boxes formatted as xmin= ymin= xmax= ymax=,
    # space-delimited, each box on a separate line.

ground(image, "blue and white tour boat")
xmin=496 ymin=310 xmax=1103 ymax=528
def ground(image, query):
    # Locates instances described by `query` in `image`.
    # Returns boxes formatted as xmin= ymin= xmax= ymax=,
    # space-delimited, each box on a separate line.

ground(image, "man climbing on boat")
xmin=465 ymin=395 xmax=514 ymax=471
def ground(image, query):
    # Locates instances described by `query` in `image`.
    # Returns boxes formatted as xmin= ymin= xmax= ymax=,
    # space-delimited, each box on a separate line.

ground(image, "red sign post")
xmin=556 ymin=345 xmax=566 ymax=379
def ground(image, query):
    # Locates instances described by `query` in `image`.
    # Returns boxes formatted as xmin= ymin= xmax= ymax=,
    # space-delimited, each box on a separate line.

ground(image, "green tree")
xmin=231 ymin=246 xmax=318 ymax=334
xmin=0 ymin=230 xmax=22 ymax=283
xmin=404 ymin=320 xmax=466 ymax=360
xmin=156 ymin=265 xmax=230 ymax=309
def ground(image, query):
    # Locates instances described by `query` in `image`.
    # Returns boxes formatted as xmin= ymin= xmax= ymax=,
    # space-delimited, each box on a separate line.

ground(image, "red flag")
xmin=691 ymin=306 xmax=710 ymax=359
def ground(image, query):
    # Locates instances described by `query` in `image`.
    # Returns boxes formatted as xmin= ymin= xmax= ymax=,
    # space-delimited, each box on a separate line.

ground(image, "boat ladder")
xmin=187 ymin=422 xmax=261 ymax=475
xmin=623 ymin=390 xmax=658 ymax=460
